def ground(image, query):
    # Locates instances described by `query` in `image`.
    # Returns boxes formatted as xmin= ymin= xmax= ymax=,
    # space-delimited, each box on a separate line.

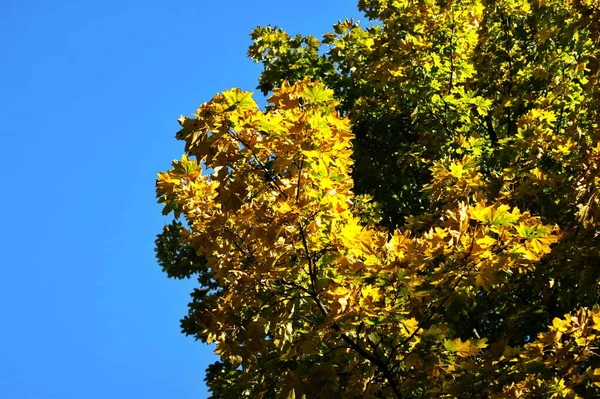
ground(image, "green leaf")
xmin=302 ymin=85 xmax=333 ymax=104
xmin=223 ymin=89 xmax=256 ymax=111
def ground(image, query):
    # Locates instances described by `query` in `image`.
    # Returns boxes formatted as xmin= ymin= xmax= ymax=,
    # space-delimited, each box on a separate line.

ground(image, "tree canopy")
xmin=155 ymin=0 xmax=600 ymax=397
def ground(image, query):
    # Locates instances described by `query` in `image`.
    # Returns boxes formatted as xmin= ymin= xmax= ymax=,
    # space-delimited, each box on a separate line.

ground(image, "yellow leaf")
xmin=444 ymin=338 xmax=484 ymax=357
xmin=476 ymin=235 xmax=496 ymax=249
xmin=402 ymin=318 xmax=419 ymax=336
xmin=361 ymin=286 xmax=382 ymax=302
xmin=552 ymin=317 xmax=572 ymax=333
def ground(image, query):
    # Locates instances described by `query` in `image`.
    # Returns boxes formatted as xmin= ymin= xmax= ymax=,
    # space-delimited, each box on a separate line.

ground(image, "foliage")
xmin=156 ymin=0 xmax=600 ymax=397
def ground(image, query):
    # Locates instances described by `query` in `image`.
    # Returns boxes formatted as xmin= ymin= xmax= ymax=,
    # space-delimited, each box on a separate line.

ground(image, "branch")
xmin=298 ymin=221 xmax=317 ymax=295
xmin=502 ymin=12 xmax=515 ymax=138
xmin=224 ymin=227 xmax=259 ymax=266
xmin=297 ymin=220 xmax=404 ymax=398
xmin=486 ymin=114 xmax=498 ymax=148
xmin=390 ymin=232 xmax=477 ymax=364
xmin=296 ymin=156 xmax=304 ymax=203
xmin=392 ymin=270 xmax=467 ymax=366
xmin=230 ymin=131 xmax=289 ymax=198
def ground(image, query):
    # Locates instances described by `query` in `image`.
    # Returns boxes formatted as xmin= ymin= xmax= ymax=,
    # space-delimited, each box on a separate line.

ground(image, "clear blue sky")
xmin=0 ymin=1 xmax=361 ymax=398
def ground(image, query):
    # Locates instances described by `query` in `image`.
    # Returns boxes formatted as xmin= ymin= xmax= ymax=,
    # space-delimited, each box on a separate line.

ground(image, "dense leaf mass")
xmin=156 ymin=0 xmax=600 ymax=397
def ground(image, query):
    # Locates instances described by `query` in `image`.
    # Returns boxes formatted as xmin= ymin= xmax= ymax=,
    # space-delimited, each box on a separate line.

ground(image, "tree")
xmin=155 ymin=0 xmax=600 ymax=397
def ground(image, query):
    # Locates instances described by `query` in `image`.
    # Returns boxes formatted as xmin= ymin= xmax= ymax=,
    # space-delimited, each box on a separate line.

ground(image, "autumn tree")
xmin=155 ymin=0 xmax=600 ymax=397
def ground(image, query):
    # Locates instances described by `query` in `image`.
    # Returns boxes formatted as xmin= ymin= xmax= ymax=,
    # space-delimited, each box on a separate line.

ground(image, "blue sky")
xmin=0 ymin=1 xmax=362 ymax=398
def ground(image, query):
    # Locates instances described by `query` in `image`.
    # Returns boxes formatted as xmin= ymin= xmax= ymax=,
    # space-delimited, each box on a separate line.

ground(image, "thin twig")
xmin=231 ymin=131 xmax=289 ymax=198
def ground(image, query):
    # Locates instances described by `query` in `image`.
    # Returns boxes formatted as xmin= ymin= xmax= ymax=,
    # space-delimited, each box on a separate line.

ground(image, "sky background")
xmin=0 ymin=1 xmax=363 ymax=398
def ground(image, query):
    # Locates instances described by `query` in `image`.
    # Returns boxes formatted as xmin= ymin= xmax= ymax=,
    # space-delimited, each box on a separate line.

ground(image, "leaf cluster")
xmin=155 ymin=0 xmax=600 ymax=397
